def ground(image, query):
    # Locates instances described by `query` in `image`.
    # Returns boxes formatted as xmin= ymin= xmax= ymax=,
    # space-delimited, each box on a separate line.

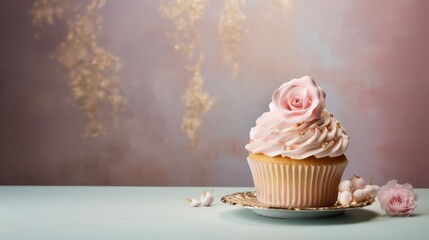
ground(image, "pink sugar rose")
xmin=269 ymin=76 xmax=326 ymax=124
xmin=377 ymin=179 xmax=418 ymax=217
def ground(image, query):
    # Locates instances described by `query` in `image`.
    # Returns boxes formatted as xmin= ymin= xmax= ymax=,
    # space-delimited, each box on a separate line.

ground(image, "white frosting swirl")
xmin=245 ymin=110 xmax=349 ymax=159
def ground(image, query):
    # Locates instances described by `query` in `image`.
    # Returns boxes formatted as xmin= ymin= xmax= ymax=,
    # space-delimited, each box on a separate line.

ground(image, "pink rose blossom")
xmin=269 ymin=76 xmax=326 ymax=124
xmin=377 ymin=179 xmax=418 ymax=217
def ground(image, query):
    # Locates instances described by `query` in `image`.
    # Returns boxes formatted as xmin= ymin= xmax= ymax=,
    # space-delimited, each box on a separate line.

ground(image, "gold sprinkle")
xmin=322 ymin=142 xmax=329 ymax=148
xmin=295 ymin=122 xmax=304 ymax=127
xmin=327 ymin=125 xmax=333 ymax=131
xmin=282 ymin=145 xmax=291 ymax=151
xmin=298 ymin=132 xmax=305 ymax=136
xmin=336 ymin=122 xmax=342 ymax=129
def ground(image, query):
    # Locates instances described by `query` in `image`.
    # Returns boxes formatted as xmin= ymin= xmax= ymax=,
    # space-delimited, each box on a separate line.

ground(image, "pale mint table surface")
xmin=0 ymin=186 xmax=427 ymax=240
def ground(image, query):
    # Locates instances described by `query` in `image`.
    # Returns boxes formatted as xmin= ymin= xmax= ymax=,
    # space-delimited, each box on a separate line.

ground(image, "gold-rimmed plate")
xmin=221 ymin=191 xmax=375 ymax=219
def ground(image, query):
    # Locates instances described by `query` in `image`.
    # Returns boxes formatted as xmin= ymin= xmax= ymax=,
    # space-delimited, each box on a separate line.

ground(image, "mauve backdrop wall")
xmin=1 ymin=0 xmax=429 ymax=187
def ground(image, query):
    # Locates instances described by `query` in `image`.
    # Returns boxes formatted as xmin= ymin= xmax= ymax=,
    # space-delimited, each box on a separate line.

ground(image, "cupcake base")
xmin=247 ymin=153 xmax=348 ymax=208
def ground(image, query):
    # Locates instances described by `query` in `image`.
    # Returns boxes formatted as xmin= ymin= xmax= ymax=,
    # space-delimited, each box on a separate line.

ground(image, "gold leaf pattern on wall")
xmin=181 ymin=55 xmax=214 ymax=147
xmin=29 ymin=0 xmax=67 ymax=25
xmin=219 ymin=0 xmax=246 ymax=78
xmin=30 ymin=0 xmax=124 ymax=138
xmin=159 ymin=0 xmax=209 ymax=59
xmin=160 ymin=0 xmax=213 ymax=147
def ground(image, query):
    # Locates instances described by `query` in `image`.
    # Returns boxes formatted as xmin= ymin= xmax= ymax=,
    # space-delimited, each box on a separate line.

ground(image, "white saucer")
xmin=221 ymin=191 xmax=375 ymax=219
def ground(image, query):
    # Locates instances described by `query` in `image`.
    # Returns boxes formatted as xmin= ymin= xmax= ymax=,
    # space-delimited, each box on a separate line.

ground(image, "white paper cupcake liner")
xmin=247 ymin=157 xmax=348 ymax=207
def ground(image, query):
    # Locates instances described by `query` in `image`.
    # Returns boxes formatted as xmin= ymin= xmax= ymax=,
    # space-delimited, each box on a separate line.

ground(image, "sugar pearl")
xmin=338 ymin=191 xmax=353 ymax=206
xmin=338 ymin=180 xmax=353 ymax=192
xmin=350 ymin=175 xmax=366 ymax=190
xmin=353 ymin=189 xmax=367 ymax=203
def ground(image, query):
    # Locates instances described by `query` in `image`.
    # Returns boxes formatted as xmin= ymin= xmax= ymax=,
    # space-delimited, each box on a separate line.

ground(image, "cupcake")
xmin=245 ymin=76 xmax=349 ymax=207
